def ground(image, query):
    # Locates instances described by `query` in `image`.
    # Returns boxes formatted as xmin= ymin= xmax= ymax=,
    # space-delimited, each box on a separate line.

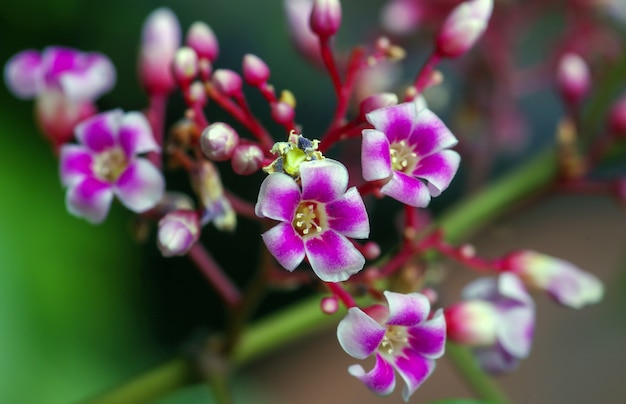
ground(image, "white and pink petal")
xmin=261 ymin=223 xmax=305 ymax=271
xmin=58 ymin=52 xmax=116 ymax=101
xmin=408 ymin=109 xmax=458 ymax=156
xmin=75 ymin=109 xmax=122 ymax=152
xmin=4 ymin=49 xmax=43 ymax=99
xmin=255 ymin=172 xmax=301 ymax=221
xmin=304 ymin=230 xmax=365 ymax=282
xmin=65 ymin=176 xmax=114 ymax=224
xmin=384 ymin=291 xmax=430 ymax=327
xmin=392 ymin=350 xmax=435 ymax=402
xmin=325 ymin=187 xmax=369 ymax=239
xmin=300 ymin=159 xmax=348 ymax=203
xmin=411 ymin=150 xmax=460 ymax=195
xmin=337 ymin=307 xmax=386 ymax=359
xmin=407 ymin=309 xmax=446 ymax=359
xmin=366 ymin=102 xmax=417 ymax=144
xmin=348 ymin=354 xmax=396 ymax=396
xmin=114 ymin=158 xmax=165 ymax=212
xmin=119 ymin=111 xmax=160 ymax=157
xmin=361 ymin=129 xmax=392 ymax=182
xmin=59 ymin=144 xmax=94 ymax=186
xmin=380 ymin=172 xmax=431 ymax=207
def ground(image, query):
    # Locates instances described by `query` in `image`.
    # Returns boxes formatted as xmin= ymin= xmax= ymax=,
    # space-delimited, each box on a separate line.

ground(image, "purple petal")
xmin=325 ymin=187 xmax=369 ymax=238
xmin=546 ymin=263 xmax=604 ymax=309
xmin=75 ymin=109 xmax=122 ymax=153
xmin=4 ymin=50 xmax=43 ymax=99
xmin=462 ymin=276 xmax=498 ymax=301
xmin=366 ymin=102 xmax=417 ymax=144
xmin=255 ymin=173 xmax=301 ymax=222
xmin=305 ymin=230 xmax=365 ymax=282
xmin=119 ymin=111 xmax=160 ymax=157
xmin=42 ymin=47 xmax=81 ymax=85
xmin=412 ymin=150 xmax=460 ymax=196
xmin=65 ymin=176 xmax=114 ymax=224
xmin=57 ymin=52 xmax=116 ymax=101
xmin=408 ymin=309 xmax=446 ymax=359
xmin=300 ymin=159 xmax=348 ymax=203
xmin=498 ymin=273 xmax=534 ymax=306
xmin=361 ymin=129 xmax=392 ymax=181
xmin=380 ymin=172 xmax=430 ymax=207
xmin=384 ymin=291 xmax=430 ymax=327
xmin=261 ymin=222 xmax=305 ymax=271
xmin=497 ymin=306 xmax=534 ymax=359
xmin=348 ymin=354 xmax=396 ymax=396
xmin=337 ymin=307 xmax=386 ymax=359
xmin=408 ymin=108 xmax=458 ymax=156
xmin=114 ymin=159 xmax=165 ymax=212
xmin=392 ymin=349 xmax=435 ymax=402
xmin=59 ymin=144 xmax=94 ymax=187
xmin=473 ymin=343 xmax=520 ymax=374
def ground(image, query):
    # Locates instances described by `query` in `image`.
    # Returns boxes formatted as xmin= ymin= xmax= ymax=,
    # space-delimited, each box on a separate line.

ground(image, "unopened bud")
xmin=231 ymin=144 xmax=264 ymax=175
xmin=173 ymin=47 xmax=198 ymax=87
xmin=186 ymin=21 xmax=219 ymax=62
xmin=212 ymin=69 xmax=242 ymax=96
xmin=271 ymin=101 xmax=295 ymax=125
xmin=157 ymin=210 xmax=200 ymax=257
xmin=556 ymin=52 xmax=590 ymax=105
xmin=359 ymin=92 xmax=398 ymax=116
xmin=435 ymin=0 xmax=493 ymax=58
xmin=200 ymin=122 xmax=239 ymax=161
xmin=310 ymin=0 xmax=342 ymax=38
xmin=185 ymin=81 xmax=206 ymax=106
xmin=362 ymin=241 xmax=381 ymax=260
xmin=320 ymin=296 xmax=339 ymax=314
xmin=609 ymin=95 xmax=626 ymax=136
xmin=138 ymin=7 xmax=181 ymax=94
xmin=243 ymin=53 xmax=270 ymax=86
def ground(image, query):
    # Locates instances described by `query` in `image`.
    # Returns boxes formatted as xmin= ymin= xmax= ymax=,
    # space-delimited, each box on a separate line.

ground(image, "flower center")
xmin=292 ymin=201 xmax=326 ymax=238
xmin=378 ymin=325 xmax=409 ymax=357
xmin=390 ymin=140 xmax=418 ymax=173
xmin=93 ymin=147 xmax=128 ymax=182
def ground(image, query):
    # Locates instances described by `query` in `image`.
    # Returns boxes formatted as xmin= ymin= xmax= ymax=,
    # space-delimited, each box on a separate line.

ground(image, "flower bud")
xmin=445 ymin=300 xmax=499 ymax=346
xmin=173 ymin=47 xmax=198 ymax=87
xmin=359 ymin=92 xmax=398 ymax=116
xmin=608 ymin=95 xmax=626 ymax=136
xmin=212 ymin=69 xmax=242 ymax=96
xmin=499 ymin=250 xmax=604 ymax=309
xmin=435 ymin=0 xmax=493 ymax=58
xmin=186 ymin=21 xmax=219 ymax=62
xmin=362 ymin=241 xmax=381 ymax=260
xmin=138 ymin=8 xmax=181 ymax=95
xmin=157 ymin=210 xmax=200 ymax=257
xmin=320 ymin=296 xmax=339 ymax=314
xmin=185 ymin=81 xmax=207 ymax=106
xmin=310 ymin=0 xmax=342 ymax=38
xmin=243 ymin=53 xmax=270 ymax=86
xmin=271 ymin=101 xmax=295 ymax=125
xmin=200 ymin=122 xmax=239 ymax=161
xmin=231 ymin=144 xmax=264 ymax=175
xmin=556 ymin=52 xmax=590 ymax=105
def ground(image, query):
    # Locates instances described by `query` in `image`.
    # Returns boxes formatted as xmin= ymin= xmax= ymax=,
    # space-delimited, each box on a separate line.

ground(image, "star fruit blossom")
xmin=60 ymin=109 xmax=165 ymax=224
xmin=361 ymin=102 xmax=460 ymax=207
xmin=337 ymin=291 xmax=446 ymax=401
xmin=445 ymin=273 xmax=535 ymax=374
xmin=255 ymin=159 xmax=369 ymax=282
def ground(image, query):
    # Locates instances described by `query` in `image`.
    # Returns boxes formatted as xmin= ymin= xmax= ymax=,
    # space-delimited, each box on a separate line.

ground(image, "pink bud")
xmin=212 ymin=69 xmax=242 ymax=96
xmin=310 ymin=0 xmax=342 ymax=38
xmin=359 ymin=92 xmax=398 ymax=116
xmin=609 ymin=95 xmax=626 ymax=136
xmin=138 ymin=8 xmax=181 ymax=95
xmin=362 ymin=241 xmax=381 ymax=260
xmin=445 ymin=301 xmax=499 ymax=346
xmin=157 ymin=210 xmax=200 ymax=257
xmin=173 ymin=47 xmax=198 ymax=87
xmin=184 ymin=81 xmax=206 ymax=106
xmin=271 ymin=101 xmax=295 ymax=125
xmin=186 ymin=21 xmax=219 ymax=62
xmin=556 ymin=52 xmax=590 ymax=105
xmin=200 ymin=122 xmax=240 ymax=161
xmin=435 ymin=0 xmax=493 ymax=58
xmin=243 ymin=54 xmax=270 ymax=86
xmin=320 ymin=296 xmax=339 ymax=314
xmin=231 ymin=144 xmax=264 ymax=175
xmin=284 ymin=0 xmax=323 ymax=64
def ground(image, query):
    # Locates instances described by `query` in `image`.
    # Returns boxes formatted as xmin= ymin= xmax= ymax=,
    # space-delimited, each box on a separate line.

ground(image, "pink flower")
xmin=337 ymin=291 xmax=446 ymax=401
xmin=255 ymin=159 xmax=369 ymax=282
xmin=445 ymin=273 xmax=535 ymax=374
xmin=60 ymin=109 xmax=165 ymax=224
xmin=361 ymin=102 xmax=460 ymax=207
xmin=435 ymin=0 xmax=493 ymax=58
xmin=499 ymin=250 xmax=604 ymax=309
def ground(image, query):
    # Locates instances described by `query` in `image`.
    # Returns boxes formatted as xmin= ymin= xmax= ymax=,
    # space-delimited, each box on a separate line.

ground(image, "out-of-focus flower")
xmin=309 ymin=0 xmax=342 ymax=38
xmin=192 ymin=161 xmax=236 ymax=232
xmin=4 ymin=46 xmax=116 ymax=145
xmin=59 ymin=109 xmax=164 ymax=224
xmin=157 ymin=210 xmax=200 ymax=257
xmin=186 ymin=21 xmax=219 ymax=63
xmin=138 ymin=7 xmax=181 ymax=95
xmin=380 ymin=0 xmax=461 ymax=36
xmin=499 ymin=250 xmax=604 ymax=309
xmin=284 ymin=0 xmax=323 ymax=64
xmin=445 ymin=273 xmax=535 ymax=374
xmin=435 ymin=0 xmax=493 ymax=58
xmin=256 ymin=159 xmax=369 ymax=282
xmin=361 ymin=102 xmax=460 ymax=207
xmin=556 ymin=52 xmax=590 ymax=105
xmin=337 ymin=291 xmax=446 ymax=401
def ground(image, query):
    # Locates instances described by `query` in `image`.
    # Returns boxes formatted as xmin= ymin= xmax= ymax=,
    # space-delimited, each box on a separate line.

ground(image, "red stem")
xmin=325 ymin=282 xmax=356 ymax=308
xmin=147 ymin=93 xmax=168 ymax=169
xmin=318 ymin=37 xmax=342 ymax=99
xmin=188 ymin=244 xmax=241 ymax=308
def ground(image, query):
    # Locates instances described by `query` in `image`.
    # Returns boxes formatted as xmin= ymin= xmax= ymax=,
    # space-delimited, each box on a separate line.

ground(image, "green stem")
xmin=445 ymin=343 xmax=509 ymax=404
